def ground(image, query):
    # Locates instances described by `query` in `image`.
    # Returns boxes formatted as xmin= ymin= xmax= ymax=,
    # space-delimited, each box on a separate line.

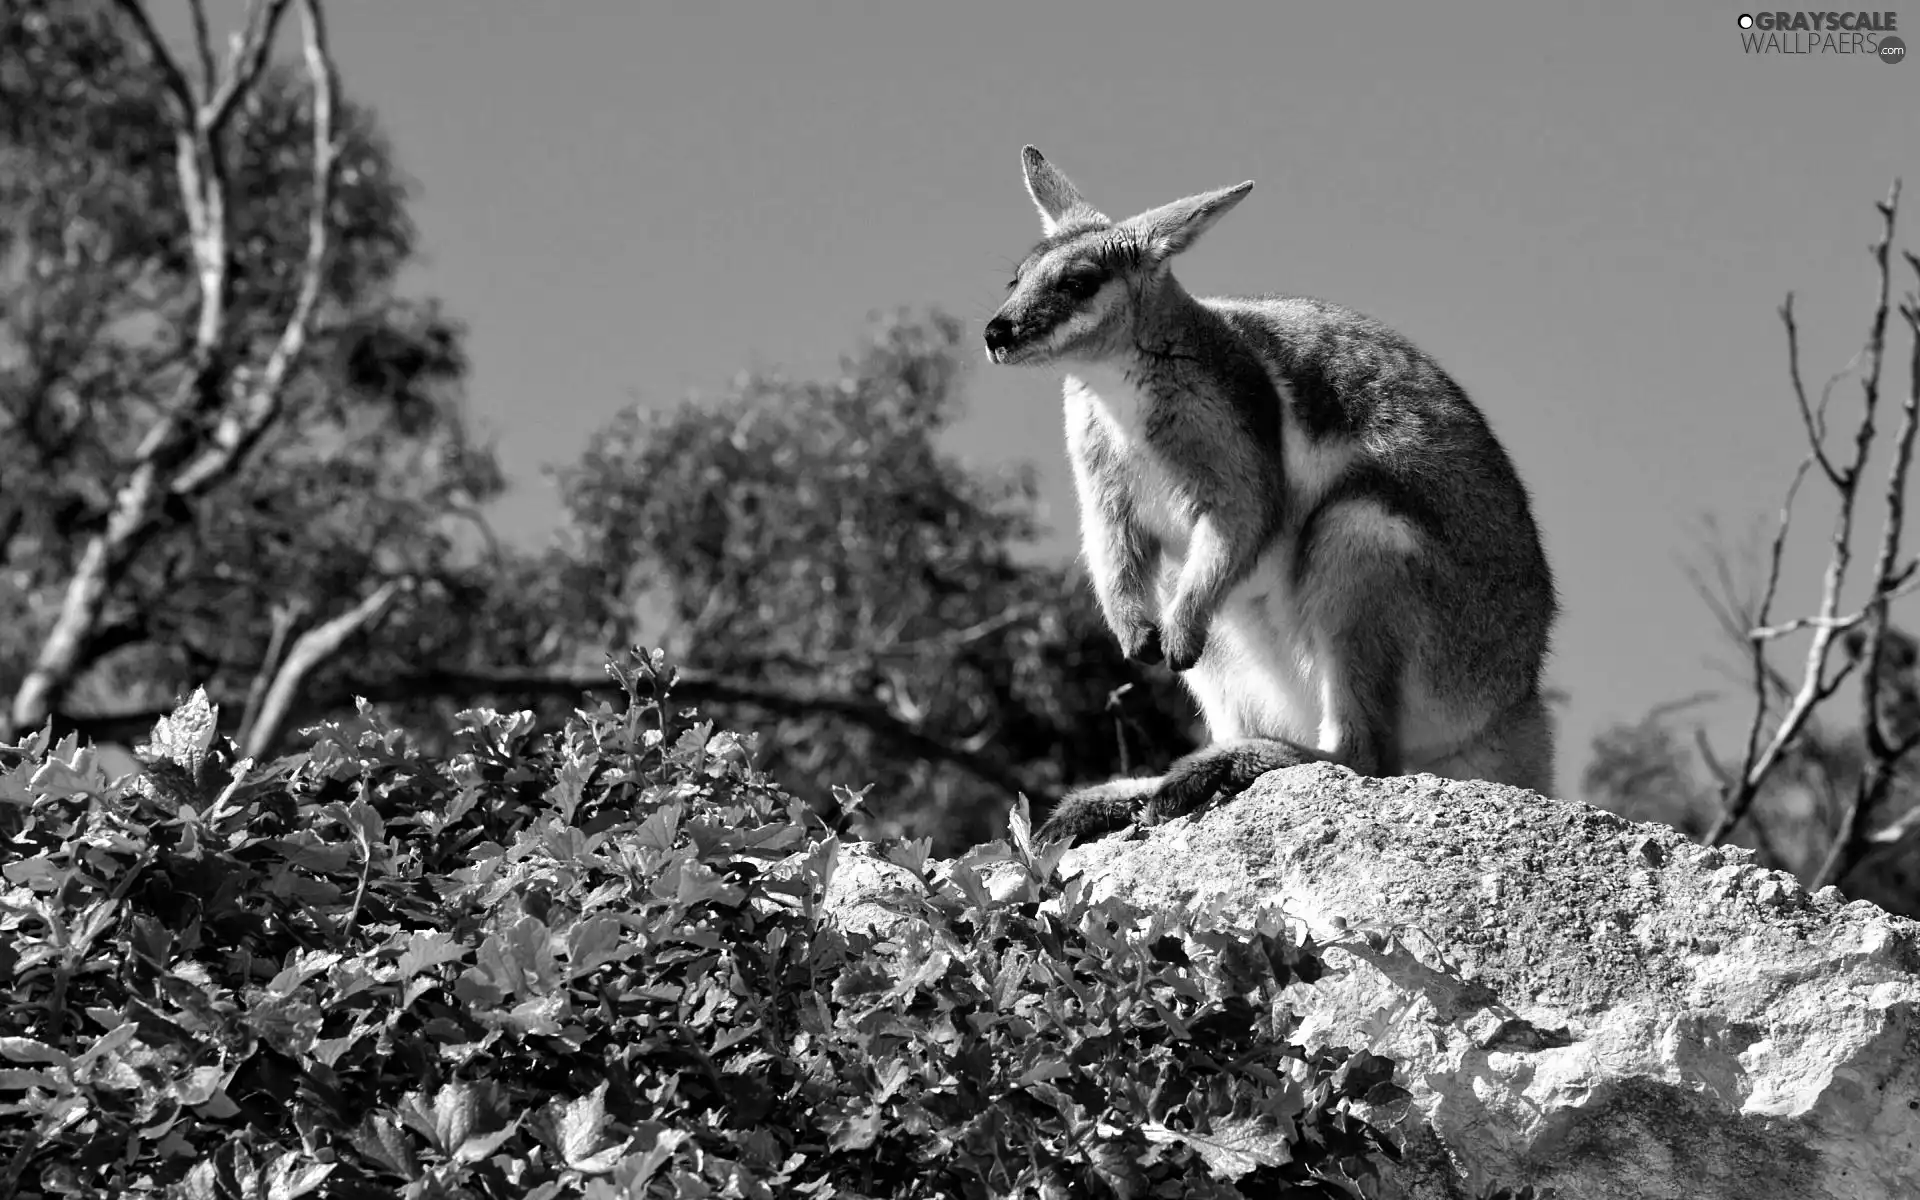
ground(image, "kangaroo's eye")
xmin=1060 ymin=274 xmax=1103 ymax=300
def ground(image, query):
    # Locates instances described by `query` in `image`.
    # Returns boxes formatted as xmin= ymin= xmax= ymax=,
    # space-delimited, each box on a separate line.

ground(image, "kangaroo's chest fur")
xmin=1063 ymin=359 xmax=1358 ymax=747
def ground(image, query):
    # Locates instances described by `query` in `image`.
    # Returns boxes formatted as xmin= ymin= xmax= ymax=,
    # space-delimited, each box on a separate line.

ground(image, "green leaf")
xmin=1143 ymin=1114 xmax=1290 ymax=1179
xmin=401 ymin=1081 xmax=479 ymax=1154
xmin=139 ymin=688 xmax=219 ymax=779
xmin=0 ymin=1038 xmax=72 ymax=1070
xmin=1087 ymin=1138 xmax=1149 ymax=1200
xmin=827 ymin=1106 xmax=881 ymax=1152
xmin=263 ymin=1151 xmax=335 ymax=1200
xmin=0 ymin=758 xmax=36 ymax=804
xmin=1 ymin=854 xmax=58 ymax=888
xmin=674 ymin=860 xmax=745 ymax=909
xmin=265 ymin=948 xmax=342 ymax=995
xmin=557 ymin=1081 xmax=622 ymax=1172
xmin=397 ymin=931 xmax=470 ymax=980
xmin=179 ymin=1160 xmax=221 ymax=1200
xmin=1331 ymin=1049 xmax=1396 ymax=1100
xmin=502 ymin=915 xmax=560 ymax=991
xmin=28 ymin=744 xmax=111 ymax=800
xmin=270 ymin=838 xmax=357 ymax=875
xmin=546 ymin=750 xmax=597 ymax=824
xmin=634 ymin=804 xmax=683 ymax=853
xmin=567 ymin=915 xmax=630 ymax=979
xmin=353 ymin=1114 xmax=420 ymax=1179
xmin=620 ymin=1127 xmax=692 ymax=1192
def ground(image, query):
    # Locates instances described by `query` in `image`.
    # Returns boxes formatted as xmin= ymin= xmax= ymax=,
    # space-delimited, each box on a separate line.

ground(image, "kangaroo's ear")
xmin=1129 ymin=181 xmax=1255 ymax=260
xmin=1022 ymin=146 xmax=1108 ymax=234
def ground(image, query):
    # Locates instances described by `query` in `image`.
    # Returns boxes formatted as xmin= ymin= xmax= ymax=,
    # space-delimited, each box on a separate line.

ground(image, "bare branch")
xmin=203 ymin=0 xmax=293 ymax=138
xmin=185 ymin=0 xmax=218 ymax=101
xmin=242 ymin=580 xmax=401 ymax=758
xmin=1859 ymin=197 xmax=1916 ymax=767
xmin=1750 ymin=559 xmax=1920 ymax=640
xmin=1711 ymin=457 xmax=1814 ymax=843
xmin=174 ymin=0 xmax=336 ymax=498
xmin=1644 ymin=690 xmax=1721 ymax=724
xmin=1782 ymin=294 xmax=1845 ymax=487
xmin=1814 ymin=207 xmax=1919 ymax=889
xmin=1711 ymin=183 xmax=1905 ymax=848
xmin=236 ymin=600 xmax=305 ymax=749
xmin=1682 ymin=518 xmax=1798 ymax=702
xmin=107 ymin=1 xmax=196 ymax=126
xmin=1866 ymin=798 xmax=1920 ymax=848
xmin=110 ymin=1 xmax=223 ymax=365
xmin=112 ymin=0 xmax=224 ymax=356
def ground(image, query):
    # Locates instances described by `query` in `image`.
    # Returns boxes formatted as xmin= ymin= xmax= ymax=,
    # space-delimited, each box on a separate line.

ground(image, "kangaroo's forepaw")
xmin=1120 ymin=623 xmax=1164 ymax=665
xmin=1162 ymin=626 xmax=1207 ymax=673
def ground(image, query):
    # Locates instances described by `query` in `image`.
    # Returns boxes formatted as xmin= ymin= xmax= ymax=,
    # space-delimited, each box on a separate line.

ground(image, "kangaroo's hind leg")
xmin=1152 ymin=495 xmax=1419 ymax=822
xmin=1146 ymin=737 xmax=1326 ymax=823
xmin=1036 ymin=775 xmax=1162 ymax=844
xmin=1043 ymin=739 xmax=1326 ymax=845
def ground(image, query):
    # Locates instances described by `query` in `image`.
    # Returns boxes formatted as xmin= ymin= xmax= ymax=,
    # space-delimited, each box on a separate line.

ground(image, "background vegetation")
xmin=1 ymin=0 xmax=1917 ymax=903
xmin=1 ymin=4 xmax=1915 ymax=1195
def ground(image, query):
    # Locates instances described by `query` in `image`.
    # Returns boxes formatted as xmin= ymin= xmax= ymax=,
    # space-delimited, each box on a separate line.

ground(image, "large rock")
xmin=825 ymin=763 xmax=1920 ymax=1197
xmin=1054 ymin=763 xmax=1920 ymax=1199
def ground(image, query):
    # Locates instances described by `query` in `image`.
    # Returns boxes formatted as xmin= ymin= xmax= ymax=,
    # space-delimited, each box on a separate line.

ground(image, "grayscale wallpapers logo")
xmin=1736 ymin=11 xmax=1905 ymax=59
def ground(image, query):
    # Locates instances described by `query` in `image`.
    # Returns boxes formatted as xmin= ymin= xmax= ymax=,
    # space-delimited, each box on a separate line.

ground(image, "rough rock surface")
xmin=1065 ymin=764 xmax=1920 ymax=1199
xmin=827 ymin=763 xmax=1920 ymax=1199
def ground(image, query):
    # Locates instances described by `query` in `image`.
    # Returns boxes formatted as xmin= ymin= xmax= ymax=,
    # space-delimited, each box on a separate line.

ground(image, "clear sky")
xmin=176 ymin=1 xmax=1914 ymax=795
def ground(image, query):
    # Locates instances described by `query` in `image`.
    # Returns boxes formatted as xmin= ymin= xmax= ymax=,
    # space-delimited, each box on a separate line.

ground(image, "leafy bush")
xmin=0 ymin=651 xmax=1402 ymax=1198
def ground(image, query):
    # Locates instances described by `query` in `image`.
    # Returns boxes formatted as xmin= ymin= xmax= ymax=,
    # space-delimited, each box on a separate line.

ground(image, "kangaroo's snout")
xmin=983 ymin=314 xmax=1016 ymax=361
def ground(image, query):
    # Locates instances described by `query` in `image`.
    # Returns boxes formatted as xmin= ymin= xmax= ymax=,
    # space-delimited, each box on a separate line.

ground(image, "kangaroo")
xmin=984 ymin=146 xmax=1558 ymax=844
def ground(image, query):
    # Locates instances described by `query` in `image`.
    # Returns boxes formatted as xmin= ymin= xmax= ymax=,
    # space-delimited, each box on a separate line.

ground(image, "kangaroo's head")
xmin=983 ymin=146 xmax=1253 ymax=367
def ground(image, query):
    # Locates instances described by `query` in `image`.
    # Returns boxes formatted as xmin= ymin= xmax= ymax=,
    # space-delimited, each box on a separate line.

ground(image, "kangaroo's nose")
xmin=983 ymin=315 xmax=1015 ymax=354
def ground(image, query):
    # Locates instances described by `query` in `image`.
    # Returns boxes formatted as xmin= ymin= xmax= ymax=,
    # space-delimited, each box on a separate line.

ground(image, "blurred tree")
xmin=0 ymin=0 xmax=1202 ymax=853
xmin=548 ymin=311 xmax=1199 ymax=847
xmin=0 ymin=0 xmax=520 ymax=751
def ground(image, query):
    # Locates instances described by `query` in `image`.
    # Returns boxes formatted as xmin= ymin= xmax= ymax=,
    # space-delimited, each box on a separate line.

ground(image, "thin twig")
xmin=107 ymin=1 xmax=196 ymax=124
xmin=342 ymin=813 xmax=373 ymax=940
xmin=185 ymin=0 xmax=218 ymax=102
xmin=203 ymin=0 xmax=291 ymax=139
xmin=1750 ymin=559 xmax=1920 ymax=639
xmin=1711 ymin=457 xmax=1814 ymax=844
xmin=243 ymin=579 xmax=401 ymax=758
xmin=1712 ymin=184 xmax=1905 ymax=848
xmin=1815 ymin=216 xmax=1918 ymax=888
xmin=1783 ymin=294 xmax=1845 ymax=488
xmin=236 ymin=600 xmax=305 ymax=748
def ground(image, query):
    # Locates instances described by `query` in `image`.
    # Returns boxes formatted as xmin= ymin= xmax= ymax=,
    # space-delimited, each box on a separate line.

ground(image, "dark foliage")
xmin=0 ymin=653 xmax=1404 ymax=1198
